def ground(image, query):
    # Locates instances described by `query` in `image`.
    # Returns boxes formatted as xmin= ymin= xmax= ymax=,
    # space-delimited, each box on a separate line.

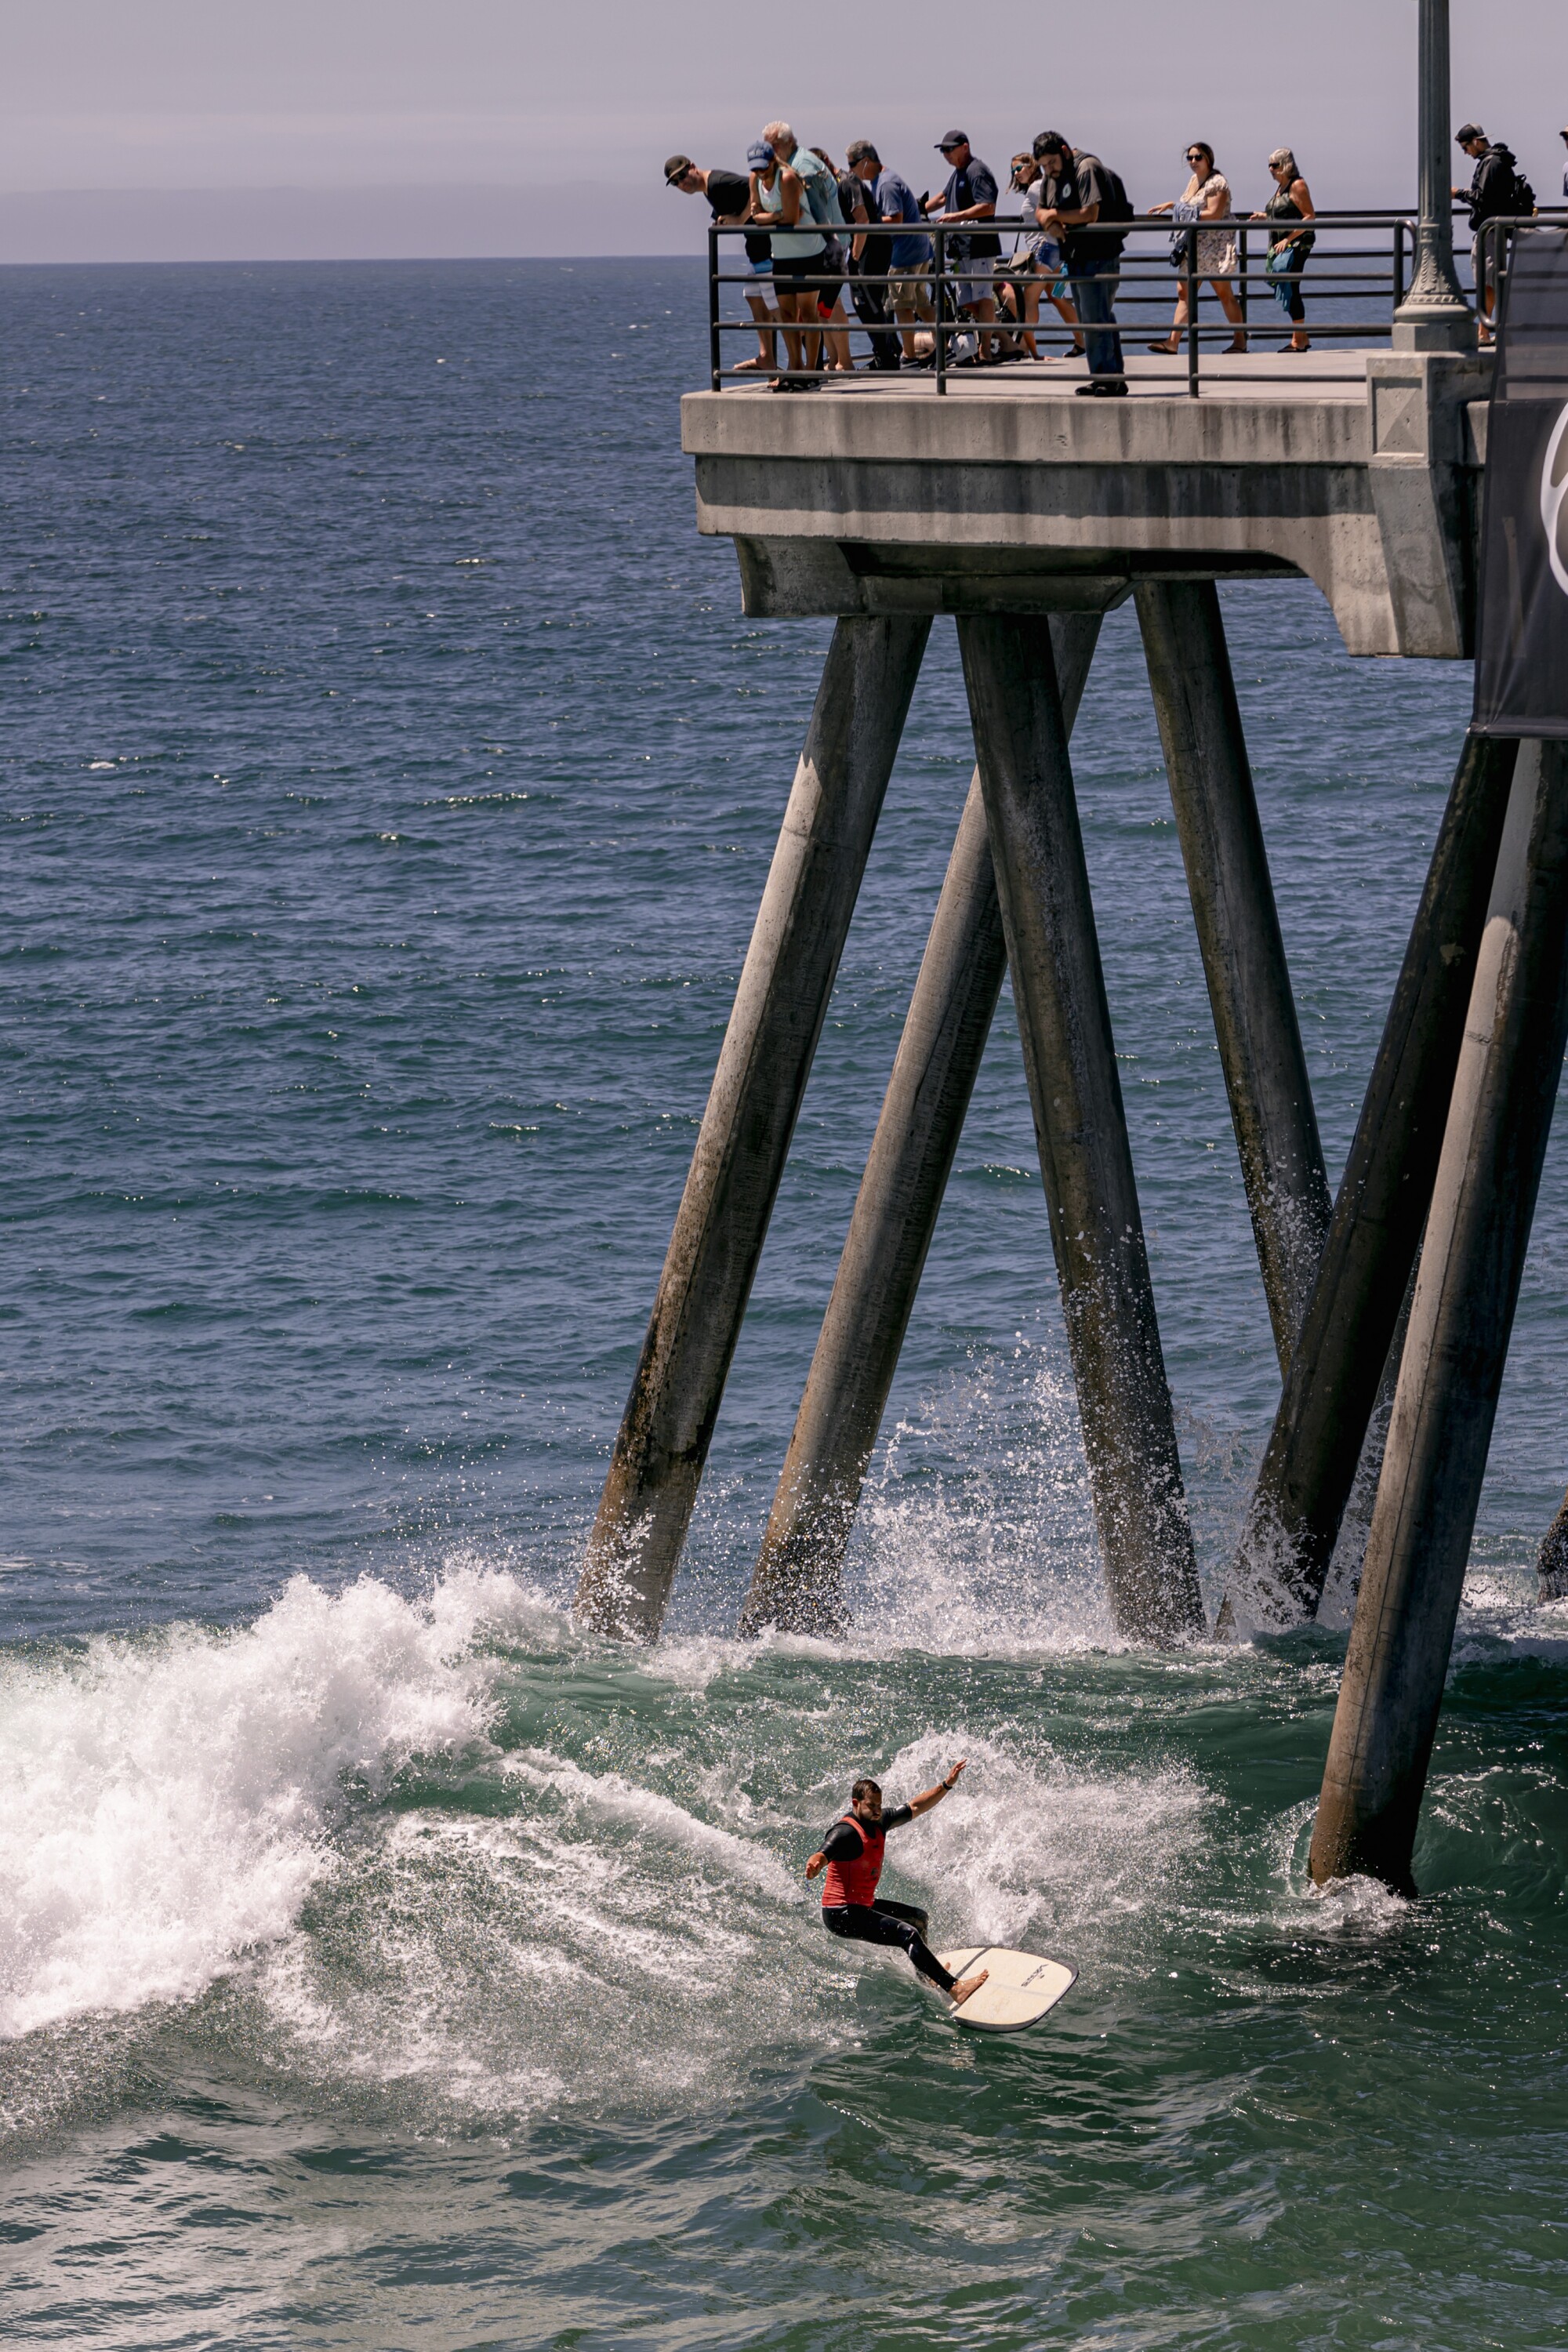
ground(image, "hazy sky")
xmin=5 ymin=1 xmax=1566 ymax=261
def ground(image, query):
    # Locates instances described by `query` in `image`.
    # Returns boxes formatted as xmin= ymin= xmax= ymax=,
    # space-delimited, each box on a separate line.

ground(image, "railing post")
xmin=709 ymin=223 xmax=721 ymax=390
xmin=1187 ymin=222 xmax=1200 ymax=396
xmin=935 ymin=224 xmax=947 ymax=397
xmin=1240 ymin=223 xmax=1248 ymax=332
xmin=1392 ymin=217 xmax=1406 ymax=316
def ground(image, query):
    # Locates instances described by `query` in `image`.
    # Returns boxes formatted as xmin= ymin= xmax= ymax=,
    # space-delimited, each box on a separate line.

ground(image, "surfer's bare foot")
xmin=950 ymin=1969 xmax=989 ymax=2006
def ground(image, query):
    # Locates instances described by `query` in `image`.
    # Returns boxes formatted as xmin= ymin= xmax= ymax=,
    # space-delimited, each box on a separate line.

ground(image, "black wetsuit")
xmin=818 ymin=1806 xmax=956 ymax=1992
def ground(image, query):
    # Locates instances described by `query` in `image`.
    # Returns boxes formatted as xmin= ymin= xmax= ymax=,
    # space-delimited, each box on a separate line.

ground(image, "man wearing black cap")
xmin=924 ymin=132 xmax=1000 ymax=361
xmin=666 ymin=153 xmax=779 ymax=372
xmin=1032 ymin=132 xmax=1131 ymax=394
xmin=1452 ymin=123 xmax=1534 ymax=345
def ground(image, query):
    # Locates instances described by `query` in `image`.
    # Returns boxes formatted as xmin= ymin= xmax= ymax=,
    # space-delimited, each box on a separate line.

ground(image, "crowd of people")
xmin=663 ymin=117 xmax=1563 ymax=391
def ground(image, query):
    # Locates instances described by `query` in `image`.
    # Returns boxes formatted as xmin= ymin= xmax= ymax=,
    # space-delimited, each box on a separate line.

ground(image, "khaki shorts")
xmin=888 ymin=263 xmax=935 ymax=316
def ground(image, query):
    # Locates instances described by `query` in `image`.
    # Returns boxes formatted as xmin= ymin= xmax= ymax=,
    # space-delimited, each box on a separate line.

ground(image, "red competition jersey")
xmin=821 ymin=1813 xmax=886 ymax=1907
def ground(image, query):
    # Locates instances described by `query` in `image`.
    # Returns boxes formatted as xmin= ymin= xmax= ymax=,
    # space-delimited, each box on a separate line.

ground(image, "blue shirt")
xmin=872 ymin=169 xmax=931 ymax=270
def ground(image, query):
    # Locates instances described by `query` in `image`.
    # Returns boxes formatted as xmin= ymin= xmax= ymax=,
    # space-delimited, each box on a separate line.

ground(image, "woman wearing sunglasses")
xmin=1253 ymin=147 xmax=1316 ymax=354
xmin=1147 ymin=140 xmax=1247 ymax=356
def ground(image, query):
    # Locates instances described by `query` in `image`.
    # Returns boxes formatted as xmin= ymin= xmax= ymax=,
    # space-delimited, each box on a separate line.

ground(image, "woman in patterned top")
xmin=1147 ymin=140 xmax=1247 ymax=356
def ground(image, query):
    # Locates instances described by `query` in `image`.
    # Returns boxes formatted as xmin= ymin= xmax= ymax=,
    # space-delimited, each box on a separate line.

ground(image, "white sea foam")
xmin=868 ymin=1730 xmax=1206 ymax=1957
xmin=0 ymin=1566 xmax=533 ymax=2038
xmin=504 ymin=1751 xmax=799 ymax=1900
xmin=0 ymin=1547 xmax=1264 ymax=2129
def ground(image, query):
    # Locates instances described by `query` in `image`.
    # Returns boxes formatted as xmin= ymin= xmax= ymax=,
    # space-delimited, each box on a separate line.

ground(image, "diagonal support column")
xmin=1136 ymin=580 xmax=1330 ymax=1367
xmin=739 ymin=614 xmax=1103 ymax=1637
xmin=575 ymin=615 xmax=931 ymax=1641
xmin=956 ymin=612 xmax=1204 ymax=1643
xmin=1311 ymin=741 xmax=1568 ymax=1893
xmin=1222 ymin=731 xmax=1519 ymax=1632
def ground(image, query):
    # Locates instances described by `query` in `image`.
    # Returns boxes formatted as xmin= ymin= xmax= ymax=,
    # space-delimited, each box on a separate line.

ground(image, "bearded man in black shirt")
xmin=1032 ymin=131 xmax=1131 ymax=394
xmin=804 ymin=1760 xmax=990 ymax=2006
xmin=666 ymin=153 xmax=779 ymax=372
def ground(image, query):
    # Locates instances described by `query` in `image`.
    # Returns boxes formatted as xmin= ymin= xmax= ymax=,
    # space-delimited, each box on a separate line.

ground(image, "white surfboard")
xmin=936 ymin=1946 xmax=1077 ymax=2033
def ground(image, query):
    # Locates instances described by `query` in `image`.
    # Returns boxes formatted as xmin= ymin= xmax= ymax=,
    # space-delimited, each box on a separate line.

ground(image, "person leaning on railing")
xmin=992 ymin=154 xmax=1045 ymax=361
xmin=1253 ymin=147 xmax=1316 ymax=354
xmin=1030 ymin=132 xmax=1132 ymax=395
xmin=806 ymin=149 xmax=858 ymax=375
xmin=747 ymin=138 xmax=826 ymax=392
xmin=764 ymin=123 xmax=855 ymax=378
xmin=665 ymin=152 xmax=779 ymax=374
xmin=844 ymin=141 xmax=910 ymax=372
xmin=1025 ymin=141 xmax=1087 ymax=362
xmin=848 ymin=141 xmax=934 ymax=367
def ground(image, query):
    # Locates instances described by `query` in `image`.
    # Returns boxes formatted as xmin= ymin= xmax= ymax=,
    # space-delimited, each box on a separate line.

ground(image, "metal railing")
xmin=707 ymin=207 xmax=1567 ymax=395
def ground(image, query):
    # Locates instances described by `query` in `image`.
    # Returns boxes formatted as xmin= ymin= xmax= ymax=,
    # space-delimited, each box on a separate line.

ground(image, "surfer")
xmin=806 ymin=1763 xmax=990 ymax=2008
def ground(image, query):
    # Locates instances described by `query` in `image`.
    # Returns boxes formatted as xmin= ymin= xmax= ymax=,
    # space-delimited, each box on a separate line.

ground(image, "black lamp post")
xmin=1392 ymin=0 xmax=1474 ymax=348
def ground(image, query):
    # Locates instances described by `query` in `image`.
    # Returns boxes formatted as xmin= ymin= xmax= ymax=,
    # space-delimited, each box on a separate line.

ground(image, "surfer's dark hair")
xmin=851 ymin=1777 xmax=881 ymax=1803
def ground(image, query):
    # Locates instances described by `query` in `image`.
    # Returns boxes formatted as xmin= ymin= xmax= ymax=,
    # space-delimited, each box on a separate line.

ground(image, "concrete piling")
xmin=574 ymin=615 xmax=931 ymax=1642
xmin=739 ymin=615 xmax=1103 ymax=1638
xmin=1135 ymin=580 xmax=1330 ymax=1367
xmin=956 ymin=612 xmax=1205 ymax=1644
xmin=1310 ymin=741 xmax=1568 ymax=1893
xmin=1222 ymin=731 xmax=1519 ymax=1632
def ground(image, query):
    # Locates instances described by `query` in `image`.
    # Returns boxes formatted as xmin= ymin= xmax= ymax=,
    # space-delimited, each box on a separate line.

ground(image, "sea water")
xmin=1 ymin=259 xmax=1566 ymax=2348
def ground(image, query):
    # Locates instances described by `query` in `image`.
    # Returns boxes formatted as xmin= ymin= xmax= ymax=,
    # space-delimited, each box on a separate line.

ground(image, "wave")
xmin=5 ymin=1547 xmax=1558 ymax=2139
xmin=0 ymin=1566 xmax=543 ymax=2040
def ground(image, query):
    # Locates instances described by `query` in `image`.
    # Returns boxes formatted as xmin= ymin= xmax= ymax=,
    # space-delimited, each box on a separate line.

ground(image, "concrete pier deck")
xmin=683 ymin=349 xmax=1493 ymax=658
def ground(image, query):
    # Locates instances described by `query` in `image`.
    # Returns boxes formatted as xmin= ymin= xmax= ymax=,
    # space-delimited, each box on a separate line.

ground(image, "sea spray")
xmin=0 ymin=1566 xmax=536 ymax=2038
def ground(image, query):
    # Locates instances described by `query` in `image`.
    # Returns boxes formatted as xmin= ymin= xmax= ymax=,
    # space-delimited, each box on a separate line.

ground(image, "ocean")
xmin=2 ymin=257 xmax=1566 ymax=2348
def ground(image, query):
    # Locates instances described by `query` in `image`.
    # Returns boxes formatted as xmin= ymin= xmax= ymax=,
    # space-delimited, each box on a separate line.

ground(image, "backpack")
xmin=1099 ymin=167 xmax=1134 ymax=228
xmin=1077 ymin=157 xmax=1134 ymax=253
xmin=797 ymin=151 xmax=848 ymax=232
xmin=1475 ymin=147 xmax=1535 ymax=225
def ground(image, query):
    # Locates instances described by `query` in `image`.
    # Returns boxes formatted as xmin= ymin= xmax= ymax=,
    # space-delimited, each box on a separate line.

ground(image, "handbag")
xmin=1168 ymin=196 xmax=1200 ymax=270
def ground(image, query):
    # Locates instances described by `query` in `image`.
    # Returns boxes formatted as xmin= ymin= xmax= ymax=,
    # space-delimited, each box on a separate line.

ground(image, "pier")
xmin=578 ymin=10 xmax=1568 ymax=1900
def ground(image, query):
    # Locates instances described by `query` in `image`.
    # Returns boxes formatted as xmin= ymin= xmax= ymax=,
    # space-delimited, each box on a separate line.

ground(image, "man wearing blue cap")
xmin=924 ymin=132 xmax=1000 ymax=362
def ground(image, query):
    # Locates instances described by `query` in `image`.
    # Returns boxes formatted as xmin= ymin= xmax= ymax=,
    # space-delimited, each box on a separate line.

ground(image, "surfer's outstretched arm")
xmin=906 ymin=1758 xmax=966 ymax=1819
